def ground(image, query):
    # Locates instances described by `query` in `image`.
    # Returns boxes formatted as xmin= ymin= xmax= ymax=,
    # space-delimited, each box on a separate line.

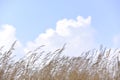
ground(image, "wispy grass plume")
xmin=0 ymin=41 xmax=120 ymax=80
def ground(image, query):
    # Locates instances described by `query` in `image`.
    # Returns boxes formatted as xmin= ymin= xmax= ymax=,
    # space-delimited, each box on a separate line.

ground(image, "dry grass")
xmin=0 ymin=42 xmax=120 ymax=80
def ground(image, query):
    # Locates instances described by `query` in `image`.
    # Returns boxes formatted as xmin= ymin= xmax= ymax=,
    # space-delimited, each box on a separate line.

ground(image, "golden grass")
xmin=0 ymin=41 xmax=120 ymax=80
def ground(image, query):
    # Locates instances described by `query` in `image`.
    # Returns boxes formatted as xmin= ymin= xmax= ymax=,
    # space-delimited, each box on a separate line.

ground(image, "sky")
xmin=0 ymin=0 xmax=120 ymax=57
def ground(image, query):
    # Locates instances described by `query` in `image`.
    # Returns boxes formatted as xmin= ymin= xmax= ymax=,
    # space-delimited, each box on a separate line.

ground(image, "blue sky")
xmin=0 ymin=0 xmax=120 ymax=56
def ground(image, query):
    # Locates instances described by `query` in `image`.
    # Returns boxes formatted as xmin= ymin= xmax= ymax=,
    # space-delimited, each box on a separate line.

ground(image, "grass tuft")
xmin=0 ymin=42 xmax=120 ymax=80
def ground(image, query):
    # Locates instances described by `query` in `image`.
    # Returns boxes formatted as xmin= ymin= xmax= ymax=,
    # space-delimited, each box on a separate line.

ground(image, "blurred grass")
xmin=0 ymin=41 xmax=120 ymax=80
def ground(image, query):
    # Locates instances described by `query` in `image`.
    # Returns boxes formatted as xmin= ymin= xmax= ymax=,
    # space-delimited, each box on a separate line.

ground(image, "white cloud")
xmin=0 ymin=16 xmax=98 ymax=57
xmin=1 ymin=16 xmax=120 ymax=60
xmin=1 ymin=19 xmax=120 ymax=62
xmin=25 ymin=16 xmax=97 ymax=56
xmin=0 ymin=24 xmax=16 ymax=45
xmin=0 ymin=24 xmax=24 ymax=59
